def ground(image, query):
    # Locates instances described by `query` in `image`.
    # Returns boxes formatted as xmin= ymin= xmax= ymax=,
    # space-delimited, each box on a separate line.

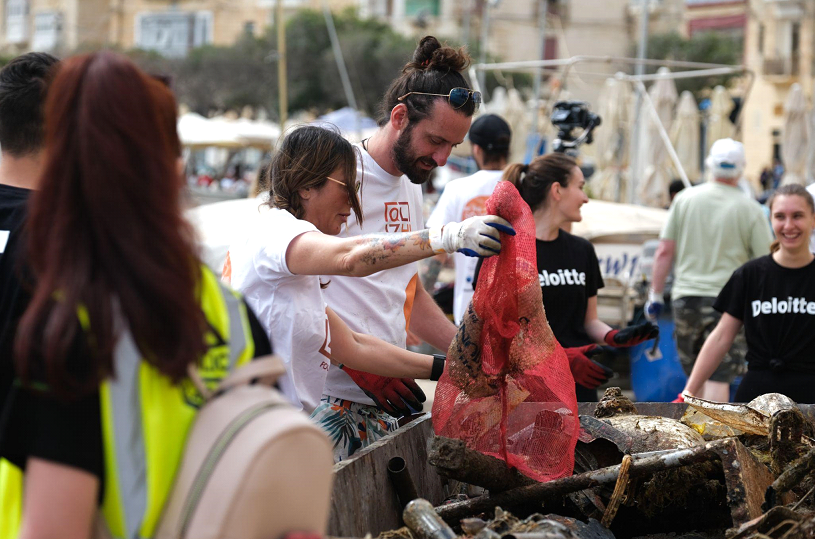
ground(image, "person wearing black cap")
xmin=424 ymin=114 xmax=511 ymax=325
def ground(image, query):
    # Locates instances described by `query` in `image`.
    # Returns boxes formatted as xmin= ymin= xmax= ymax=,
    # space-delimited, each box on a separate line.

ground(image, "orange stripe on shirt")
xmin=403 ymin=273 xmax=418 ymax=332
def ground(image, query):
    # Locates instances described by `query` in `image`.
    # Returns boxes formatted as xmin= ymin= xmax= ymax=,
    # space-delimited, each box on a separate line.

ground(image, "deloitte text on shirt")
xmin=539 ymin=268 xmax=587 ymax=287
xmin=752 ymin=297 xmax=815 ymax=317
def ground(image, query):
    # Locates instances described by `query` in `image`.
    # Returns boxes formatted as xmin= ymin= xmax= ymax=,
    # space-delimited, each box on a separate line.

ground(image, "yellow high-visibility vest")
xmin=1 ymin=266 xmax=255 ymax=539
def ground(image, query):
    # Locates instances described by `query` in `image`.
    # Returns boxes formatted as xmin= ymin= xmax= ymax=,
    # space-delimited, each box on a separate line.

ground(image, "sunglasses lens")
xmin=471 ymin=91 xmax=482 ymax=112
xmin=449 ymin=88 xmax=470 ymax=109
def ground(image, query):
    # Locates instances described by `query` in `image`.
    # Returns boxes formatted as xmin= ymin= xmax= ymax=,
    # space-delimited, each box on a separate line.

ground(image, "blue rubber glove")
xmin=644 ymin=289 xmax=664 ymax=322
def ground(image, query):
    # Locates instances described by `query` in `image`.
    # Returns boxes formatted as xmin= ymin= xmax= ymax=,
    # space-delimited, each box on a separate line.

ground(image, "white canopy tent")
xmin=177 ymin=113 xmax=280 ymax=149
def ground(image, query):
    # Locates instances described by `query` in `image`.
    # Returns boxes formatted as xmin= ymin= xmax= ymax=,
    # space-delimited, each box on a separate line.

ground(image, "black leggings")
xmin=734 ymin=369 xmax=815 ymax=404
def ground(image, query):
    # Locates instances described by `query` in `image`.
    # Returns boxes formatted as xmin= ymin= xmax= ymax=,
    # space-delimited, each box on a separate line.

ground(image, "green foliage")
xmin=642 ymin=31 xmax=743 ymax=97
xmin=125 ymin=9 xmax=423 ymax=119
xmin=123 ymin=8 xmax=515 ymax=120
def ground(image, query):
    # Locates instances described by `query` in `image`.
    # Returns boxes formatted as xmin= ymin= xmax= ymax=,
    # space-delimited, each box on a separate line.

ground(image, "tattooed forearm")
xmin=356 ymin=230 xmax=434 ymax=267
xmin=412 ymin=230 xmax=432 ymax=251
xmin=420 ymin=257 xmax=442 ymax=291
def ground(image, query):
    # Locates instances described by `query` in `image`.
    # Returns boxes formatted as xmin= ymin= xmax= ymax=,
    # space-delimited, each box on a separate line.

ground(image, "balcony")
xmin=763 ymin=54 xmax=800 ymax=82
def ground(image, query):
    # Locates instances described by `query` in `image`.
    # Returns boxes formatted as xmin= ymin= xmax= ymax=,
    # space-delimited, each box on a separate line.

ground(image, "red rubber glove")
xmin=340 ymin=366 xmax=426 ymax=416
xmin=604 ymin=322 xmax=659 ymax=348
xmin=672 ymin=392 xmax=685 ymax=403
xmin=565 ymin=344 xmax=614 ymax=389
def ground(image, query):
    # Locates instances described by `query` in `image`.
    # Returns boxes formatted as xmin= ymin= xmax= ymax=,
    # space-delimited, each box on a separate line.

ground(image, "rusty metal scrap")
xmin=765 ymin=447 xmax=815 ymax=510
xmin=435 ymin=441 xmax=726 ymax=524
xmin=600 ymin=454 xmax=632 ymax=528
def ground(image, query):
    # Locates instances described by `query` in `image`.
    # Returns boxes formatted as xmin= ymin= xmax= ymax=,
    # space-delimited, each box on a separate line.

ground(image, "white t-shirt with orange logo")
xmin=322 ymin=145 xmax=425 ymax=405
xmin=223 ymin=207 xmax=331 ymax=413
xmin=426 ymin=169 xmax=504 ymax=324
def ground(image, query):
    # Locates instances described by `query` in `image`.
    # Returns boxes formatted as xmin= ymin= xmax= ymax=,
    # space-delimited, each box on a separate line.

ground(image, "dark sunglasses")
xmin=327 ymin=176 xmax=360 ymax=193
xmin=397 ymin=87 xmax=481 ymax=112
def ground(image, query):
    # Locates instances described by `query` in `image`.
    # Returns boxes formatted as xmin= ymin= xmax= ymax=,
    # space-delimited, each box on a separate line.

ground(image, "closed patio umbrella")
xmin=781 ymin=83 xmax=809 ymax=186
xmin=591 ymin=74 xmax=632 ymax=202
xmin=706 ymin=86 xmax=734 ymax=156
xmin=670 ymin=91 xmax=701 ymax=184
xmin=638 ymin=67 xmax=678 ymax=208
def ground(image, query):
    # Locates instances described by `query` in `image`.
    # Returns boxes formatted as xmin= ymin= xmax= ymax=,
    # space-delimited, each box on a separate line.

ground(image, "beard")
xmin=392 ymin=125 xmax=436 ymax=185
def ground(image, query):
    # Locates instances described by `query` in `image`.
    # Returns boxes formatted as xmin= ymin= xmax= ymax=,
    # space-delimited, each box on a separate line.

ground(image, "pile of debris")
xmin=377 ymin=389 xmax=815 ymax=539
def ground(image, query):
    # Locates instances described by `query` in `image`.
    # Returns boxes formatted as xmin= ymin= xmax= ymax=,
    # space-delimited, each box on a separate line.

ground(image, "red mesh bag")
xmin=432 ymin=181 xmax=578 ymax=482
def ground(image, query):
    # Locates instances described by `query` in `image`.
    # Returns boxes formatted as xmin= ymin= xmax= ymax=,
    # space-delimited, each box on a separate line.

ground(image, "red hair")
xmin=15 ymin=52 xmax=205 ymax=396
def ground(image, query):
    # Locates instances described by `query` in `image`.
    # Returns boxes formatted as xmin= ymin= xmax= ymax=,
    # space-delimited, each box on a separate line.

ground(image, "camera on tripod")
xmin=550 ymin=101 xmax=602 ymax=154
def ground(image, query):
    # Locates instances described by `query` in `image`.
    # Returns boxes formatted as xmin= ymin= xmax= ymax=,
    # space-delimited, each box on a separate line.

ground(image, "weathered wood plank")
xmin=328 ymin=414 xmax=448 ymax=537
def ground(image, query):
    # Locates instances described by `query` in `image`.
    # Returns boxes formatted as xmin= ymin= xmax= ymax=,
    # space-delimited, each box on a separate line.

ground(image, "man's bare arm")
xmin=409 ymin=281 xmax=457 ymax=353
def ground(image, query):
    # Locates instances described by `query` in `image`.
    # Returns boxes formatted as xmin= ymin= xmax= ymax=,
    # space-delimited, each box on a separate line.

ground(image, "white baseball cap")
xmin=707 ymin=138 xmax=745 ymax=178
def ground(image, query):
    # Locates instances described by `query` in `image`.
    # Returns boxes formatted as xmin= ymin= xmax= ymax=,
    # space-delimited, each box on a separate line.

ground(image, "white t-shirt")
xmin=322 ymin=145 xmax=425 ymax=404
xmin=426 ymin=169 xmax=504 ymax=324
xmin=225 ymin=207 xmax=332 ymax=413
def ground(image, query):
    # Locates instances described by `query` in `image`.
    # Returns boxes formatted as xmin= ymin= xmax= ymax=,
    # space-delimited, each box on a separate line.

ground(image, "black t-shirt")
xmin=534 ymin=230 xmax=604 ymax=347
xmin=0 ymin=301 xmax=272 ymax=490
xmin=715 ymin=254 xmax=815 ymax=374
xmin=0 ymin=184 xmax=32 ymax=413
xmin=474 ymin=229 xmax=604 ymax=347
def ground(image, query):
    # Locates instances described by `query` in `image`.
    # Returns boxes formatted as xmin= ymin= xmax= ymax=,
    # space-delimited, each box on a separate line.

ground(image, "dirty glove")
xmin=565 ymin=344 xmax=614 ymax=389
xmin=604 ymin=321 xmax=659 ymax=348
xmin=430 ymin=215 xmax=516 ymax=257
xmin=644 ymin=289 xmax=664 ymax=322
xmin=340 ymin=366 xmax=426 ymax=416
xmin=672 ymin=390 xmax=692 ymax=403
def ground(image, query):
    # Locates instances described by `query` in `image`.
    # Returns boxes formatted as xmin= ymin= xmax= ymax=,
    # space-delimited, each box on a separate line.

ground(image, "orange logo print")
xmin=461 ymin=195 xmax=489 ymax=220
xmin=221 ymin=251 xmax=232 ymax=284
xmin=384 ymin=201 xmax=412 ymax=233
xmin=318 ymin=317 xmax=332 ymax=360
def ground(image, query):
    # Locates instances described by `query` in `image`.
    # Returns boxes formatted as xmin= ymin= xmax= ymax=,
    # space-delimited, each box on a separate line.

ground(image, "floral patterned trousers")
xmin=310 ymin=396 xmax=400 ymax=462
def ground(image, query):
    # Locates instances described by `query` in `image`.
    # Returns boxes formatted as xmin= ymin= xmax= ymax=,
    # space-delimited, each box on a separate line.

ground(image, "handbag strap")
xmin=187 ymin=355 xmax=287 ymax=403
xmin=217 ymin=355 xmax=286 ymax=392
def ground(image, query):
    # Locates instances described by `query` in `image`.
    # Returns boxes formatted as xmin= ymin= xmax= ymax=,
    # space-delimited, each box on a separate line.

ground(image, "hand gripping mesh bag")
xmin=432 ymin=181 xmax=578 ymax=482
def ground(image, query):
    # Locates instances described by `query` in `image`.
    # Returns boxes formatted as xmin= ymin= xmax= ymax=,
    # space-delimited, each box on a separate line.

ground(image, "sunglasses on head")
xmin=326 ymin=176 xmax=360 ymax=193
xmin=397 ymin=87 xmax=481 ymax=112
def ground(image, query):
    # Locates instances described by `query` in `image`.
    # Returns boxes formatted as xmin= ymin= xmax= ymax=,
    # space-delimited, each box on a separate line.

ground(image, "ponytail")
xmin=502 ymin=163 xmax=527 ymax=188
xmin=503 ymin=154 xmax=577 ymax=213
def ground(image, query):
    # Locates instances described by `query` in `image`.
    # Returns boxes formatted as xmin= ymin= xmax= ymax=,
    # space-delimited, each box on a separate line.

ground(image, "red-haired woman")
xmin=0 ymin=52 xmax=273 ymax=539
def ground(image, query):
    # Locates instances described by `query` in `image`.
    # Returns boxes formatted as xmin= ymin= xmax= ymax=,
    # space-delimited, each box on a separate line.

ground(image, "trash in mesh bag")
xmin=432 ymin=181 xmax=578 ymax=482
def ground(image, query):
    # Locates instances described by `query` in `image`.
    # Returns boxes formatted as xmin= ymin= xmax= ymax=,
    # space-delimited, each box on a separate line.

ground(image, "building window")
xmin=31 ymin=11 xmax=61 ymax=51
xmin=135 ymin=11 xmax=213 ymax=58
xmin=6 ymin=0 xmax=29 ymax=44
xmin=791 ymin=22 xmax=800 ymax=54
xmin=405 ymin=0 xmax=440 ymax=17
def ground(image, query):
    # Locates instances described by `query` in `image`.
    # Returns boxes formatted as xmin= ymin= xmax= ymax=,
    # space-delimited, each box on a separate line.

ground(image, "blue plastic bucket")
xmin=629 ymin=317 xmax=687 ymax=402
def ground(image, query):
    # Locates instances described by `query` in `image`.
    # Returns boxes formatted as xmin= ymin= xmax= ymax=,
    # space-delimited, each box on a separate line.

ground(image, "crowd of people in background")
xmin=0 ymin=32 xmax=810 ymax=539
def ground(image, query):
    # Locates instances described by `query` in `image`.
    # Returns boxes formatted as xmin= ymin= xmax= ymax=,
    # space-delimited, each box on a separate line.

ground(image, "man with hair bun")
xmin=425 ymin=114 xmax=512 ymax=325
xmin=646 ymin=138 xmax=773 ymax=402
xmin=314 ymin=36 xmax=484 ymax=460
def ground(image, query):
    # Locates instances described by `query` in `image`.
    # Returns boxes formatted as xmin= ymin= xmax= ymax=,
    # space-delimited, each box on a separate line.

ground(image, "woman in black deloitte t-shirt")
xmin=475 ymin=154 xmax=658 ymax=402
xmin=682 ymin=185 xmax=815 ymax=403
